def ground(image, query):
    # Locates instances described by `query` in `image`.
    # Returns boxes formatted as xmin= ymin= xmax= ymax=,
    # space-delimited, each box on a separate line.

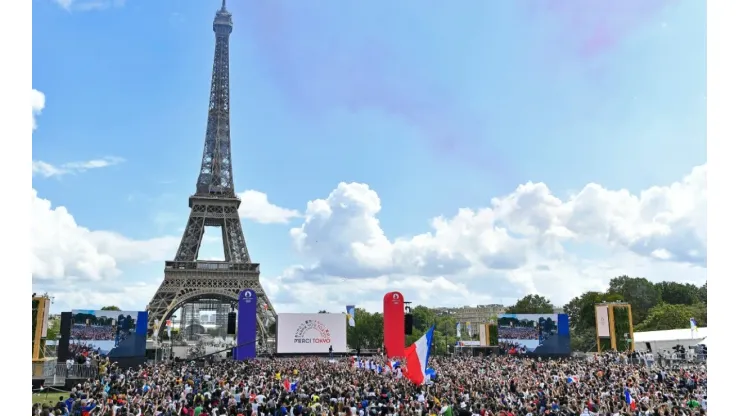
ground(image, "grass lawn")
xmin=32 ymin=391 xmax=64 ymax=406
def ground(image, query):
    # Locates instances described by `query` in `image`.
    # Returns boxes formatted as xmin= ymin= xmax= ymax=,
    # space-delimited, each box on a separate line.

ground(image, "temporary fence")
xmin=32 ymin=362 xmax=98 ymax=386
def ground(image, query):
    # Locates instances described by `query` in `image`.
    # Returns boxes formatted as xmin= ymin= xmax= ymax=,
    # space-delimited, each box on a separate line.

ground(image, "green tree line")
xmin=339 ymin=276 xmax=706 ymax=353
xmin=563 ymin=276 xmax=706 ymax=351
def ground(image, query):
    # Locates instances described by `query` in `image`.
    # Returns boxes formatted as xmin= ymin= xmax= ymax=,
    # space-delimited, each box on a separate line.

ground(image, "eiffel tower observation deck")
xmin=146 ymin=0 xmax=277 ymax=351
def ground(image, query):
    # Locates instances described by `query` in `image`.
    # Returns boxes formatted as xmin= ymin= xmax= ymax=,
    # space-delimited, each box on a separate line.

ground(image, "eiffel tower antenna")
xmin=147 ymin=1 xmax=277 ymax=352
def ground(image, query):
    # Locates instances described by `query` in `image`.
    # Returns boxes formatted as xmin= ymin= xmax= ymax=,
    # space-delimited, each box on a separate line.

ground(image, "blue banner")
xmin=234 ymin=289 xmax=257 ymax=360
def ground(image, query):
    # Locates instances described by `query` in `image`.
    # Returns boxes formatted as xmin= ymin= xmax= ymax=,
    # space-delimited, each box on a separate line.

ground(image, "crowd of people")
xmin=34 ymin=350 xmax=706 ymax=416
xmin=72 ymin=325 xmax=117 ymax=341
xmin=498 ymin=327 xmax=540 ymax=341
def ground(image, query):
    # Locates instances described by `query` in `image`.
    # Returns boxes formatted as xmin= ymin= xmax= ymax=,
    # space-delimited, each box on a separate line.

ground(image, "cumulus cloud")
xmin=31 ymin=89 xmax=178 ymax=308
xmin=32 ymin=157 xmax=126 ymax=178
xmin=32 ymin=189 xmax=180 ymax=283
xmin=30 ymin=86 xmax=704 ymax=314
xmin=238 ymin=190 xmax=300 ymax=224
xmin=45 ymin=282 xmax=162 ymax=313
xmin=267 ymin=165 xmax=706 ymax=312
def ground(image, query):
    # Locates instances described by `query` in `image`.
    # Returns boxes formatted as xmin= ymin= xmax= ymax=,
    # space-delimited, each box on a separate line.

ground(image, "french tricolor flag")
xmin=403 ymin=325 xmax=435 ymax=386
xmin=624 ymin=389 xmax=637 ymax=411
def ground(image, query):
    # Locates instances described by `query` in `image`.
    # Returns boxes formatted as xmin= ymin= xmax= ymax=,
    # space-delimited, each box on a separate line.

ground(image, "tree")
xmin=607 ymin=276 xmax=660 ymax=324
xmin=506 ymin=294 xmax=554 ymax=314
xmin=347 ymin=308 xmax=383 ymax=350
xmin=635 ymin=303 xmax=707 ymax=332
xmin=101 ymin=306 xmax=121 ymax=311
xmin=46 ymin=317 xmax=61 ymax=340
xmin=410 ymin=306 xmax=436 ymax=332
xmin=655 ymin=282 xmax=700 ymax=305
xmin=318 ymin=310 xmax=328 ymax=314
xmin=699 ymin=282 xmax=707 ymax=304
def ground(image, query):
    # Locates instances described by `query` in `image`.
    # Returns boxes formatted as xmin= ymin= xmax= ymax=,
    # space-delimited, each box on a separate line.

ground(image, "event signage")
xmin=234 ymin=289 xmax=257 ymax=360
xmin=276 ymin=313 xmax=347 ymax=354
xmin=595 ymin=305 xmax=610 ymax=338
xmin=383 ymin=291 xmax=405 ymax=357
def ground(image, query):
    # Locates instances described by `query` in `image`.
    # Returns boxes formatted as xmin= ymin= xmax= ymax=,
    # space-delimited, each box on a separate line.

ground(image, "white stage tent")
xmin=633 ymin=327 xmax=707 ymax=352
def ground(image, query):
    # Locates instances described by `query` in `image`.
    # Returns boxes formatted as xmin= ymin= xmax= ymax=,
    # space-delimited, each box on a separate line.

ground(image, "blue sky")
xmin=32 ymin=0 xmax=706 ymax=313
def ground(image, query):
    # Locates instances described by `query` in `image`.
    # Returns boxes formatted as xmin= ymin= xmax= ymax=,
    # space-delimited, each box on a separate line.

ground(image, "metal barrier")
xmin=44 ymin=344 xmax=58 ymax=358
xmin=63 ymin=363 xmax=98 ymax=379
xmin=33 ymin=362 xmax=98 ymax=386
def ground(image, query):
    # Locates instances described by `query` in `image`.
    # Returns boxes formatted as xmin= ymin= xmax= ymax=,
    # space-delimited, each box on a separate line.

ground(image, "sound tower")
xmin=404 ymin=314 xmax=413 ymax=335
xmin=227 ymin=312 xmax=236 ymax=335
xmin=57 ymin=312 xmax=72 ymax=363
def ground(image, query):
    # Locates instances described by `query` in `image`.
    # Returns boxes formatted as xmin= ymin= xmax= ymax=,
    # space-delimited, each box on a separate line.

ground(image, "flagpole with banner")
xmin=346 ymin=305 xmax=358 ymax=357
xmin=346 ymin=305 xmax=356 ymax=327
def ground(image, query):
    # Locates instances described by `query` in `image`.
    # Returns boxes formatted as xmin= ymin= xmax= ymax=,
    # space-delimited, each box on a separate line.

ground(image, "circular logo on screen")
xmin=393 ymin=293 xmax=399 ymax=300
xmin=293 ymin=320 xmax=332 ymax=346
xmin=245 ymin=291 xmax=252 ymax=298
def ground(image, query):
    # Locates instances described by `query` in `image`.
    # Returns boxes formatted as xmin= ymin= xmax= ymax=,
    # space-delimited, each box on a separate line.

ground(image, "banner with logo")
xmin=346 ymin=305 xmax=356 ymax=327
xmin=595 ymin=305 xmax=610 ymax=338
xmin=234 ymin=289 xmax=257 ymax=360
xmin=276 ymin=313 xmax=347 ymax=353
xmin=383 ymin=292 xmax=405 ymax=357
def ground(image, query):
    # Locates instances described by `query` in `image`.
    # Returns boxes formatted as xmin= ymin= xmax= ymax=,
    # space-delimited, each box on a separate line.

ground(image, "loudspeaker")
xmin=404 ymin=314 xmax=413 ymax=335
xmin=646 ymin=342 xmax=652 ymax=352
xmin=57 ymin=312 xmax=72 ymax=363
xmin=227 ymin=312 xmax=237 ymax=335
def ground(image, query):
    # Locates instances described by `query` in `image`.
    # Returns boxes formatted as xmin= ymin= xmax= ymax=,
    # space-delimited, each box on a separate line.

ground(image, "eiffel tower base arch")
xmin=147 ymin=263 xmax=277 ymax=353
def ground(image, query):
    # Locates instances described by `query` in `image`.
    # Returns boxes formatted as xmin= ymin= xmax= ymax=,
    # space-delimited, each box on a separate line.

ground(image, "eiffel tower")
xmin=147 ymin=0 xmax=277 ymax=350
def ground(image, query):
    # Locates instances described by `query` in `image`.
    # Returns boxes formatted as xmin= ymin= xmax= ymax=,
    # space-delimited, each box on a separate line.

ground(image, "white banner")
xmin=277 ymin=313 xmax=348 ymax=354
xmin=478 ymin=324 xmax=487 ymax=346
xmin=40 ymin=299 xmax=50 ymax=338
xmin=596 ymin=305 xmax=610 ymax=338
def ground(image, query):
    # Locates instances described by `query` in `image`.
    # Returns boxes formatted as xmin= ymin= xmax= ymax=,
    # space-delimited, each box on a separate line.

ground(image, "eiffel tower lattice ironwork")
xmin=147 ymin=0 xmax=277 ymax=350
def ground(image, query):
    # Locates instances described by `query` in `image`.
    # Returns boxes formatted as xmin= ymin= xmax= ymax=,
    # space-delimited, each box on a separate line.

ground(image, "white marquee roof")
xmin=633 ymin=327 xmax=707 ymax=343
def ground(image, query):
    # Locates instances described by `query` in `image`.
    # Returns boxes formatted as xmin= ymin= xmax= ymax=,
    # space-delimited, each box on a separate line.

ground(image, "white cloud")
xmin=52 ymin=0 xmax=125 ymax=12
xmin=29 ymin=88 xmax=207 ymax=313
xmin=32 ymin=89 xmax=45 ymax=131
xmin=32 ymin=189 xmax=180 ymax=283
xmin=267 ymin=165 xmax=706 ymax=313
xmin=29 ymin=86 xmax=705 ymax=314
xmin=32 ymin=157 xmax=126 ymax=178
xmin=44 ymin=282 xmax=162 ymax=313
xmin=238 ymin=190 xmax=300 ymax=224
xmin=32 ymin=89 xmax=126 ymax=179
xmin=53 ymin=0 xmax=73 ymax=9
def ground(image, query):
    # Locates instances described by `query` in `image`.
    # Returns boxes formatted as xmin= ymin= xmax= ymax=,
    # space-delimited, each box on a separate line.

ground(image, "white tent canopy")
xmin=633 ymin=327 xmax=707 ymax=352
xmin=696 ymin=337 xmax=708 ymax=347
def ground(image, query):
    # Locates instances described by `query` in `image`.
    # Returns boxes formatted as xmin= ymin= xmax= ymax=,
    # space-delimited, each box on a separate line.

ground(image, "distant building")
xmin=432 ymin=304 xmax=507 ymax=336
